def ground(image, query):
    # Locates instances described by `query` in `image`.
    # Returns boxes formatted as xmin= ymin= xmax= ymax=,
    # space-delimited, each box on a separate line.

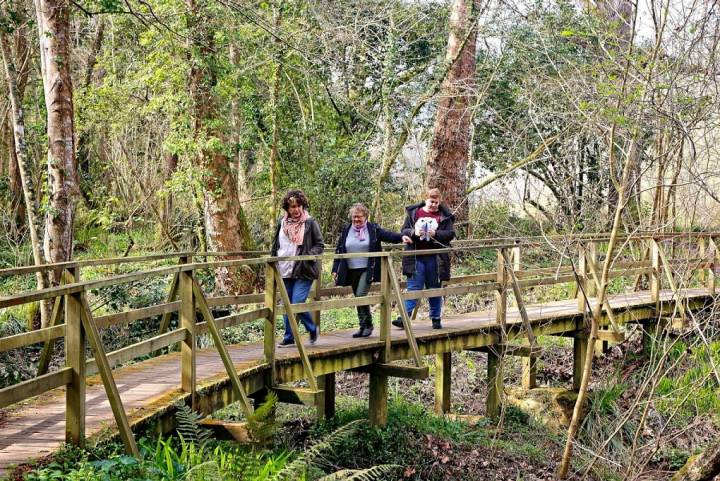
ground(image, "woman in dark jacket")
xmin=270 ymin=190 xmax=324 ymax=348
xmin=331 ymin=203 xmax=411 ymax=337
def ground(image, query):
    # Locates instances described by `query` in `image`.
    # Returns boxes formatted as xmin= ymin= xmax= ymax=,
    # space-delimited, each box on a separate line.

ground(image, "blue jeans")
xmin=282 ymin=278 xmax=316 ymax=343
xmin=403 ymin=256 xmax=442 ymax=319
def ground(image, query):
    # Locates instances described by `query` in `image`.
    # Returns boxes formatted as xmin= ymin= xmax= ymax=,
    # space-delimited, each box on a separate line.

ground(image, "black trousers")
xmin=347 ymin=268 xmax=372 ymax=327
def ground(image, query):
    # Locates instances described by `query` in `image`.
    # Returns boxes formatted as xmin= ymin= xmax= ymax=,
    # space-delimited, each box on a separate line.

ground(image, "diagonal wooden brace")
xmin=192 ymin=279 xmax=253 ymax=417
xmin=78 ymin=293 xmax=139 ymax=458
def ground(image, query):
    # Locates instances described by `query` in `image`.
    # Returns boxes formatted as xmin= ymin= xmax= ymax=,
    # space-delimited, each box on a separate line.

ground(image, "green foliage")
xmin=580 ymin=384 xmax=636 ymax=460
xmin=246 ymin=391 xmax=278 ymax=445
xmin=653 ymin=448 xmax=691 ymax=471
xmin=0 ymin=316 xmax=36 ymax=388
xmin=654 ymin=340 xmax=720 ymax=422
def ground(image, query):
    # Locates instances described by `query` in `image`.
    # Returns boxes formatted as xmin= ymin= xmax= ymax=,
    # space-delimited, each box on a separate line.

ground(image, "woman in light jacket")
xmin=270 ymin=190 xmax=324 ymax=347
xmin=332 ymin=203 xmax=411 ymax=337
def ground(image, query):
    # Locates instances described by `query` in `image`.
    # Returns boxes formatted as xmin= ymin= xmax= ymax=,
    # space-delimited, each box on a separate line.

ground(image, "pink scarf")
xmin=352 ymin=222 xmax=368 ymax=241
xmin=283 ymin=209 xmax=310 ymax=245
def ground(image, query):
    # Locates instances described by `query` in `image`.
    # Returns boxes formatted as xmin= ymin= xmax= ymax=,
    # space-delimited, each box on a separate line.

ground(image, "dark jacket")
xmin=400 ymin=202 xmax=456 ymax=281
xmin=270 ymin=217 xmax=324 ymax=280
xmin=331 ymin=222 xmax=404 ymax=286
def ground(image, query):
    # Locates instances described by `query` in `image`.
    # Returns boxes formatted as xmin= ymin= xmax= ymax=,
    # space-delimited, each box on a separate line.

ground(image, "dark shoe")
xmin=352 ymin=326 xmax=365 ymax=338
xmin=392 ymin=317 xmax=404 ymax=329
xmin=309 ymin=329 xmax=318 ymax=345
xmin=431 ymin=318 xmax=442 ymax=329
xmin=359 ymin=325 xmax=374 ymax=337
xmin=278 ymin=338 xmax=295 ymax=348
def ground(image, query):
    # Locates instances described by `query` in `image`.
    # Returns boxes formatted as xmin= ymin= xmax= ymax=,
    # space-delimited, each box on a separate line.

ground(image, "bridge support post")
xmin=577 ymin=242 xmax=596 ymax=313
xmin=435 ymin=352 xmax=451 ymax=414
xmin=317 ymin=373 xmax=335 ymax=420
xmin=180 ymin=268 xmax=196 ymax=408
xmin=486 ymin=347 xmax=504 ymax=417
xmin=65 ymin=267 xmax=85 ymax=447
xmin=642 ymin=318 xmax=669 ymax=354
xmin=572 ymin=333 xmax=588 ymax=391
xmin=369 ymin=372 xmax=388 ymax=426
xmin=521 ymin=350 xmax=537 ymax=389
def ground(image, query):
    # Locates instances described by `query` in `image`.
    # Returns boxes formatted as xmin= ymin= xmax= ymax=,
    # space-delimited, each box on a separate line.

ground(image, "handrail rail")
xmin=2 ymin=231 xmax=718 ymax=278
xmin=4 ymin=232 xmax=718 ymax=307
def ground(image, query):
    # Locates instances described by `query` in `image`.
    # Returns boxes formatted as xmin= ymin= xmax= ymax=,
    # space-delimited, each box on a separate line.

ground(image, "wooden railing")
xmin=0 ymin=232 xmax=718 ymax=456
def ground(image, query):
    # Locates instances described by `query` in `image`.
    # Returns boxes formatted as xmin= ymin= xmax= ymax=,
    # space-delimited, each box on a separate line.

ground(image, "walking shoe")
xmin=352 ymin=326 xmax=366 ymax=338
xmin=359 ymin=325 xmax=374 ymax=337
xmin=431 ymin=318 xmax=442 ymax=329
xmin=309 ymin=329 xmax=318 ymax=345
xmin=392 ymin=317 xmax=404 ymax=329
xmin=278 ymin=338 xmax=295 ymax=348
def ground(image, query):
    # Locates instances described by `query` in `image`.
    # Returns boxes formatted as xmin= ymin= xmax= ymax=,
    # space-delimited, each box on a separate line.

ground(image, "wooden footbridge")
xmin=0 ymin=233 xmax=718 ymax=476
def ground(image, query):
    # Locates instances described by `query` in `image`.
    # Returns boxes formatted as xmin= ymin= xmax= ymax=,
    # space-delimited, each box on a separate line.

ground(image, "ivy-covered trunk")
xmin=186 ymin=0 xmax=254 ymax=295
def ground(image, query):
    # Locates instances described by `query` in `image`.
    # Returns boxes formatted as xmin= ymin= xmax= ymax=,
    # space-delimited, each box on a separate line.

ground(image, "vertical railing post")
xmin=708 ymin=237 xmax=718 ymax=294
xmin=264 ymin=263 xmax=277 ymax=382
xmin=311 ymin=262 xmax=322 ymax=334
xmin=496 ymin=248 xmax=508 ymax=337
xmin=487 ymin=248 xmax=508 ymax=418
xmin=699 ymin=236 xmax=707 ymax=285
xmin=370 ymin=256 xmax=391 ymax=426
xmin=179 ymin=264 xmax=196 ymax=408
xmin=651 ymin=239 xmax=661 ymax=307
xmin=587 ymin=242 xmax=597 ymax=299
xmin=64 ymin=266 xmax=84 ymax=446
xmin=512 ymin=242 xmax=521 ymax=273
xmin=577 ymin=243 xmax=588 ymax=313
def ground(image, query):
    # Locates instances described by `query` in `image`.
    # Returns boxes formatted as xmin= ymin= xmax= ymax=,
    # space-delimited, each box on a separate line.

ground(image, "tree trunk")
xmin=33 ymin=0 xmax=78 ymax=285
xmin=161 ymin=151 xmax=178 ymax=229
xmin=77 ymin=18 xmax=105 ymax=207
xmin=186 ymin=0 xmax=253 ymax=295
xmin=1 ymin=26 xmax=50 ymax=326
xmin=229 ymin=43 xmax=252 ymax=206
xmin=268 ymin=62 xmax=281 ymax=228
xmin=425 ymin=0 xmax=479 ymax=230
xmin=7 ymin=120 xmax=26 ymax=230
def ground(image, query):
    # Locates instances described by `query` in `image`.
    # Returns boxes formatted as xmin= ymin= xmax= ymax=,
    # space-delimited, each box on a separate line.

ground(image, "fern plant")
xmin=317 ymin=465 xmax=402 ymax=481
xmin=271 ymin=420 xmax=400 ymax=481
xmin=175 ymin=403 xmax=213 ymax=449
xmin=246 ymin=390 xmax=278 ymax=445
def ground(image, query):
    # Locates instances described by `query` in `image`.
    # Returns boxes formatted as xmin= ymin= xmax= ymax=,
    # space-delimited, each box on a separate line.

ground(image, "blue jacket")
xmin=331 ymin=222 xmax=403 ymax=285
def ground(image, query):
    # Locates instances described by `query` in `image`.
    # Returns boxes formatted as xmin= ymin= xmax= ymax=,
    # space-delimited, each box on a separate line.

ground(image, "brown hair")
xmin=348 ymin=203 xmax=370 ymax=219
xmin=426 ymin=188 xmax=442 ymax=200
xmin=281 ymin=189 xmax=309 ymax=212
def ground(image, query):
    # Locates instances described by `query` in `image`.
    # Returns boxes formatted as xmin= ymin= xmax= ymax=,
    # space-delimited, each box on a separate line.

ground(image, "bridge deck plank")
xmin=0 ymin=288 xmax=710 ymax=475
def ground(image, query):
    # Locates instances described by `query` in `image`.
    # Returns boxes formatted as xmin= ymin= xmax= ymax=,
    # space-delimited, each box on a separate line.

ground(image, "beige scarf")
xmin=283 ymin=209 xmax=310 ymax=245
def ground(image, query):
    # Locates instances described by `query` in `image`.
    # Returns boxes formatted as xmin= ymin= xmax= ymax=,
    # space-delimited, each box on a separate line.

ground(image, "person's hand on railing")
xmin=402 ymin=235 xmax=413 ymax=244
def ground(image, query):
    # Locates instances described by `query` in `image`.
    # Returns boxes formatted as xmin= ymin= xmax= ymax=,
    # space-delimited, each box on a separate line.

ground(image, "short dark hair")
xmin=281 ymin=189 xmax=309 ymax=212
